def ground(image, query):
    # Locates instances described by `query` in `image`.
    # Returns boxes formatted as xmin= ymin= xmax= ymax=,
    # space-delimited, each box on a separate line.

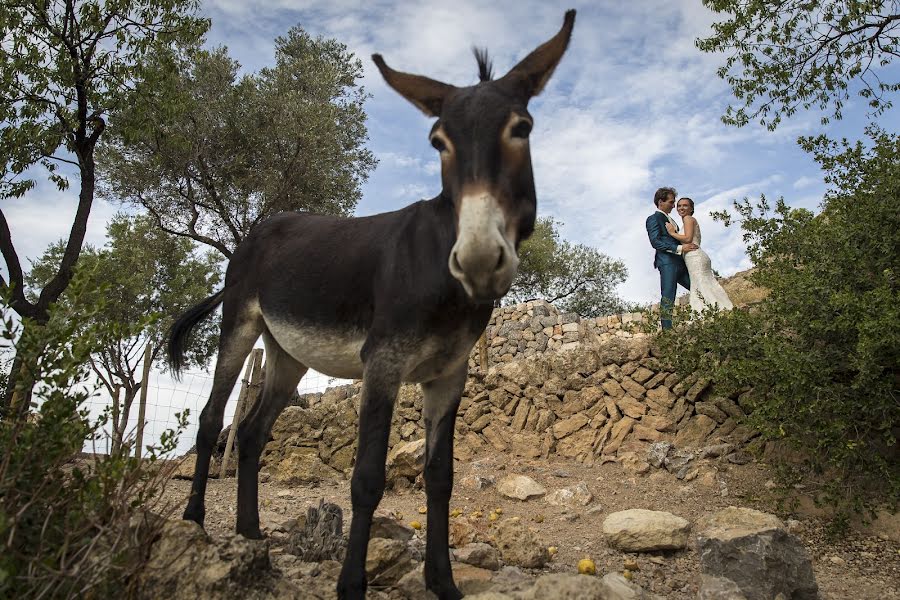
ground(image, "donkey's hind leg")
xmin=183 ymin=303 xmax=263 ymax=527
xmin=235 ymin=332 xmax=307 ymax=538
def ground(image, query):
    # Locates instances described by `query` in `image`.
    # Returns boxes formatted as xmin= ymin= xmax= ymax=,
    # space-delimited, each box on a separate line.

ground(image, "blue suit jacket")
xmin=645 ymin=211 xmax=684 ymax=270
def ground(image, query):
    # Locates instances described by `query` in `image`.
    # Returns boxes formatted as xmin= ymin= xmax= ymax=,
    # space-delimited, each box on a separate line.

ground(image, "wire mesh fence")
xmin=82 ymin=350 xmax=350 ymax=456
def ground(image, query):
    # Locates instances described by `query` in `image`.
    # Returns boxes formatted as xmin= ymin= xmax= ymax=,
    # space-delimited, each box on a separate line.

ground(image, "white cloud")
xmin=793 ymin=175 xmax=819 ymax=189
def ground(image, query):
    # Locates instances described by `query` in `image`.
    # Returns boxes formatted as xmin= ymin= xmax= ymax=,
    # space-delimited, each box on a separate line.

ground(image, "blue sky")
xmin=7 ymin=0 xmax=895 ymax=304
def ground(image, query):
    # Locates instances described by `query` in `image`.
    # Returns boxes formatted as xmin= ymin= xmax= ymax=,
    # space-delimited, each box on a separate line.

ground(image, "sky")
xmin=5 ymin=0 xmax=897 ymax=451
xmin=6 ymin=0 xmax=895 ymax=303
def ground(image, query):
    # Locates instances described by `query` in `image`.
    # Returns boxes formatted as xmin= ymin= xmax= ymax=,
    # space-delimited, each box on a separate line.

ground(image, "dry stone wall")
xmin=261 ymin=300 xmax=759 ymax=483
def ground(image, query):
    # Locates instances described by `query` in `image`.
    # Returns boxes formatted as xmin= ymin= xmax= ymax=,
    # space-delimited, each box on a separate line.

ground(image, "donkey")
xmin=167 ymin=10 xmax=575 ymax=599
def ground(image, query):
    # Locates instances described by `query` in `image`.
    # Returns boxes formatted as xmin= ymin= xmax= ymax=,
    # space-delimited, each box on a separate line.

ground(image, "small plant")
xmin=0 ymin=277 xmax=188 ymax=599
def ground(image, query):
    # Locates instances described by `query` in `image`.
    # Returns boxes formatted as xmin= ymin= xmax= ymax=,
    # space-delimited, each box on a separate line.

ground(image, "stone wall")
xmin=261 ymin=299 xmax=758 ymax=484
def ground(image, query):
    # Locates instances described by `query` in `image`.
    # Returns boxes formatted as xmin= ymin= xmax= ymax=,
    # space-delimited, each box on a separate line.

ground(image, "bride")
xmin=665 ymin=197 xmax=734 ymax=313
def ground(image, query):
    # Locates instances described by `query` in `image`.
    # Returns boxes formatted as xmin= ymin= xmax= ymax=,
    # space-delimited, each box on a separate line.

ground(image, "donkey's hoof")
xmin=237 ymin=526 xmax=266 ymax=540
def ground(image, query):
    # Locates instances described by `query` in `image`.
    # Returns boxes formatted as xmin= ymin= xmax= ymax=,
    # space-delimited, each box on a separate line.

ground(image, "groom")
xmin=646 ymin=187 xmax=697 ymax=329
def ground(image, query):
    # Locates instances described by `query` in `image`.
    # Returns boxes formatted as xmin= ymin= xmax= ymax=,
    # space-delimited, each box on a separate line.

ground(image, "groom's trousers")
xmin=659 ymin=262 xmax=691 ymax=330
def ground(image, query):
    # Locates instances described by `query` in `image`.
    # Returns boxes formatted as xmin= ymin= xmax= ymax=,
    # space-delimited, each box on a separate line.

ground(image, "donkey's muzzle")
xmin=449 ymin=194 xmax=519 ymax=302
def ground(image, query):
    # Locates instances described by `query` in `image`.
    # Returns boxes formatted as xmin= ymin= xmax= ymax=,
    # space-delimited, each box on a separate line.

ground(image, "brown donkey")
xmin=168 ymin=10 xmax=576 ymax=599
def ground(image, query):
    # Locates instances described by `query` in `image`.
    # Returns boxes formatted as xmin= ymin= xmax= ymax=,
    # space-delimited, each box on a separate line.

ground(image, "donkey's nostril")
xmin=450 ymin=250 xmax=463 ymax=274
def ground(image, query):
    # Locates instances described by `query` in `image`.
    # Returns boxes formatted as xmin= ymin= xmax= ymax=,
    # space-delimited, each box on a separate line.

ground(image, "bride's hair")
xmin=678 ymin=197 xmax=695 ymax=215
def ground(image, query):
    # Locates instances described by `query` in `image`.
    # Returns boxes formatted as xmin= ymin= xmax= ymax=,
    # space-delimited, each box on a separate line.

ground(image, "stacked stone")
xmin=262 ymin=335 xmax=759 ymax=481
xmin=468 ymin=299 xmax=651 ymax=372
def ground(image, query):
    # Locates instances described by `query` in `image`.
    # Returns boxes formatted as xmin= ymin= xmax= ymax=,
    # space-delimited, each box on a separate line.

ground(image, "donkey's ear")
xmin=373 ymin=54 xmax=456 ymax=117
xmin=500 ymin=9 xmax=576 ymax=98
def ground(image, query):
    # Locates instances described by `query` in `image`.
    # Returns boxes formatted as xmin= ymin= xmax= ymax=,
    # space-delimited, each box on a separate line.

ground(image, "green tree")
xmin=658 ymin=126 xmax=899 ymax=518
xmin=99 ymin=27 xmax=377 ymax=258
xmin=508 ymin=217 xmax=629 ymax=317
xmin=697 ymin=1 xmax=900 ymax=129
xmin=0 ymin=0 xmax=208 ymax=410
xmin=26 ymin=213 xmax=220 ymax=452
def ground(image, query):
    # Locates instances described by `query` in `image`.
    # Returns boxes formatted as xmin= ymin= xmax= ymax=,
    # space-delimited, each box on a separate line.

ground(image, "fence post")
xmin=134 ymin=343 xmax=152 ymax=460
xmin=111 ymin=384 xmax=121 ymax=454
xmin=220 ymin=348 xmax=263 ymax=479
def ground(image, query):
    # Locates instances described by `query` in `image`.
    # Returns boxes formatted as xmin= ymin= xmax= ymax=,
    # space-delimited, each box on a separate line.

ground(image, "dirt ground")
xmin=162 ymin=454 xmax=900 ymax=600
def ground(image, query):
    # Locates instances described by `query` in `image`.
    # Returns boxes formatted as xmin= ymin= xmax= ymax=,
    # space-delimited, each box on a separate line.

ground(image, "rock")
xmin=552 ymin=414 xmax=590 ymax=439
xmin=366 ymin=537 xmax=414 ymax=586
xmin=603 ymin=509 xmax=691 ymax=551
xmin=520 ymin=573 xmax=608 ymax=599
xmin=454 ymin=542 xmax=501 ymax=570
xmin=387 ymin=438 xmax=426 ymax=481
xmin=370 ymin=516 xmax=415 ymax=542
xmin=664 ymin=449 xmax=696 ymax=479
xmin=646 ymin=441 xmax=673 ymax=468
xmin=725 ymin=451 xmax=752 ymax=465
xmin=459 ymin=473 xmax=495 ymax=491
xmin=449 ymin=520 xmax=479 ymax=548
xmin=270 ymin=447 xmax=340 ymax=484
xmin=545 ymin=482 xmax=593 ymax=507
xmin=699 ymin=443 xmax=733 ymax=459
xmin=452 ymin=563 xmax=495 ymax=595
xmin=497 ymin=474 xmax=546 ymax=501
xmin=600 ymin=572 xmax=651 ymax=599
xmin=285 ymin=500 xmax=346 ymax=562
xmin=674 ymin=415 xmax=717 ymax=448
xmin=138 ymin=519 xmax=298 ymax=600
xmin=696 ymin=507 xmax=818 ymax=600
xmin=620 ymin=452 xmax=651 ymax=475
xmin=698 ymin=574 xmax=748 ymax=600
xmin=494 ymin=518 xmax=549 ymax=568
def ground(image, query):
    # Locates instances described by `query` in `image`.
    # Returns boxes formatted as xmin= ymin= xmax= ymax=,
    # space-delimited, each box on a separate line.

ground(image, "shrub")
xmin=655 ymin=126 xmax=899 ymax=522
xmin=0 ymin=277 xmax=187 ymax=599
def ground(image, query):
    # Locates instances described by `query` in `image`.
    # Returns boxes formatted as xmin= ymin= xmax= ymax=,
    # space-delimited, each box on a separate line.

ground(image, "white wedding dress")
xmin=684 ymin=221 xmax=734 ymax=313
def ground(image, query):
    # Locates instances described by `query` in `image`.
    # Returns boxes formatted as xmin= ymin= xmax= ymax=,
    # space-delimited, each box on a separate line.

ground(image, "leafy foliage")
xmin=507 ymin=217 xmax=629 ymax=317
xmin=26 ymin=213 xmax=220 ymax=452
xmin=0 ymin=0 xmax=209 ymax=321
xmin=99 ymin=27 xmax=377 ymax=258
xmin=0 ymin=277 xmax=187 ymax=599
xmin=657 ymin=126 xmax=900 ymax=516
xmin=697 ymin=1 xmax=900 ymax=129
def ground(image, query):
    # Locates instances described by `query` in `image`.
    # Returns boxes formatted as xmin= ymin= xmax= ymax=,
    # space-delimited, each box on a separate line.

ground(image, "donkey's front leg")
xmin=337 ymin=355 xmax=402 ymax=600
xmin=422 ymin=364 xmax=467 ymax=600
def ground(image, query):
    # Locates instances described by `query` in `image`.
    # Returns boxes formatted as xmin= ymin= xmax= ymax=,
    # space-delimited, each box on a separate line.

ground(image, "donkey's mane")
xmin=473 ymin=47 xmax=493 ymax=82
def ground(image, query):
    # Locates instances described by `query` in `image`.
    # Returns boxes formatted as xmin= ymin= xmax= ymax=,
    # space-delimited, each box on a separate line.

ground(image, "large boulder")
xmin=695 ymin=507 xmax=818 ymax=600
xmin=387 ymin=438 xmax=426 ymax=481
xmin=602 ymin=509 xmax=691 ymax=552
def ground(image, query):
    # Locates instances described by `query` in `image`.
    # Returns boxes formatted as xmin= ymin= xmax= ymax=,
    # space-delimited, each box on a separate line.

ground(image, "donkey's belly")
xmin=263 ymin=316 xmax=366 ymax=380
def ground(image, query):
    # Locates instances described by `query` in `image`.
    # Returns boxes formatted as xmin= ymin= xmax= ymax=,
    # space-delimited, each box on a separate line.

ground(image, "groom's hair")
xmin=654 ymin=187 xmax=677 ymax=207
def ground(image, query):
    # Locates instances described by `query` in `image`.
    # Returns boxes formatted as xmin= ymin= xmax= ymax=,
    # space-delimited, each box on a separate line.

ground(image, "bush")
xmin=0 ymin=277 xmax=187 ymax=599
xmin=655 ymin=126 xmax=899 ymax=522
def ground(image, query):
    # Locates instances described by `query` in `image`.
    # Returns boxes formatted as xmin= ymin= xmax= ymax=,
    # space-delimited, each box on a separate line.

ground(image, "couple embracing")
xmin=646 ymin=187 xmax=733 ymax=330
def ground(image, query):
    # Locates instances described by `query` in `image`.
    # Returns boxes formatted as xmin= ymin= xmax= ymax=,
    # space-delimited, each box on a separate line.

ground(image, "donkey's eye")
xmin=431 ymin=136 xmax=447 ymax=152
xmin=511 ymin=120 xmax=532 ymax=139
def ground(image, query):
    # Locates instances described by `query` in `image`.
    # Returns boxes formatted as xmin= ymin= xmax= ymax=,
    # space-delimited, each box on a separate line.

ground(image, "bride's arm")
xmin=665 ymin=216 xmax=695 ymax=243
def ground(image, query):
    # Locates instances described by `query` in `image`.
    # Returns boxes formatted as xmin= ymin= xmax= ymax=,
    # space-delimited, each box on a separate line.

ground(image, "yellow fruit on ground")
xmin=533 ymin=514 xmax=544 ymax=523
xmin=470 ymin=511 xmax=483 ymax=518
xmin=577 ymin=559 xmax=596 ymax=575
xmin=450 ymin=508 xmax=463 ymax=518
xmin=495 ymin=508 xmax=503 ymax=515
xmin=409 ymin=521 xmax=422 ymax=530
xmin=548 ymin=546 xmax=558 ymax=556
xmin=489 ymin=511 xmax=499 ymax=522
xmin=623 ymin=569 xmax=633 ymax=581
xmin=418 ymin=506 xmax=427 ymax=514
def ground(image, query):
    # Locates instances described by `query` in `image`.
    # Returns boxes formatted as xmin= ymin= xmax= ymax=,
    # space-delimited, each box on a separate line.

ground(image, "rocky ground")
xmin=157 ymin=452 xmax=900 ymax=599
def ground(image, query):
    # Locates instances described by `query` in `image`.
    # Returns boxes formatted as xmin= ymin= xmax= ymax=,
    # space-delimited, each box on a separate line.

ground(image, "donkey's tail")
xmin=168 ymin=288 xmax=225 ymax=375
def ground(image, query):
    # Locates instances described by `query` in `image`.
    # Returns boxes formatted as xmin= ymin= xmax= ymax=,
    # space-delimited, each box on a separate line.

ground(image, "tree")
xmin=0 ymin=0 xmax=208 ymax=410
xmin=658 ymin=125 xmax=899 ymax=518
xmin=99 ymin=27 xmax=378 ymax=258
xmin=26 ymin=213 xmax=220 ymax=452
xmin=507 ymin=217 xmax=629 ymax=317
xmin=697 ymin=1 xmax=900 ymax=129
